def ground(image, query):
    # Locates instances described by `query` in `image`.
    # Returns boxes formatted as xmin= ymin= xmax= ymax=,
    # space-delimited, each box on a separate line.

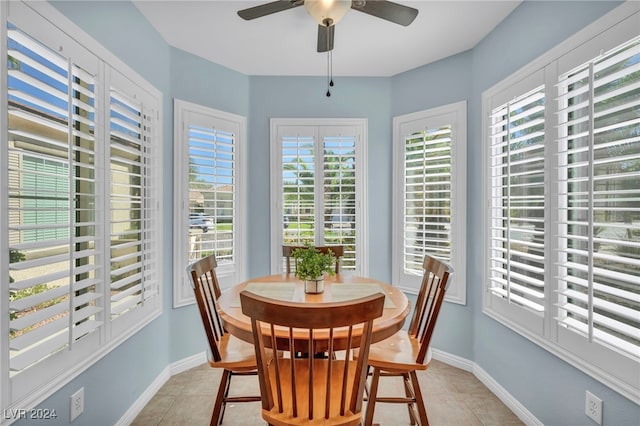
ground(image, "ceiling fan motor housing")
xmin=304 ymin=0 xmax=352 ymax=26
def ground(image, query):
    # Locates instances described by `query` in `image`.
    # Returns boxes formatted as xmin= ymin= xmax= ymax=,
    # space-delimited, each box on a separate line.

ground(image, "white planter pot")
xmin=304 ymin=278 xmax=324 ymax=294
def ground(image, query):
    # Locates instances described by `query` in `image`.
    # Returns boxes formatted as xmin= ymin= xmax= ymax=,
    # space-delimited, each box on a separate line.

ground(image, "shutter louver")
xmin=403 ymin=126 xmax=453 ymax=275
xmin=323 ymin=134 xmax=357 ymax=270
xmin=556 ymin=36 xmax=640 ymax=357
xmin=188 ymin=124 xmax=236 ymax=265
xmin=488 ymin=86 xmax=546 ymax=313
xmin=7 ymin=24 xmax=102 ymax=373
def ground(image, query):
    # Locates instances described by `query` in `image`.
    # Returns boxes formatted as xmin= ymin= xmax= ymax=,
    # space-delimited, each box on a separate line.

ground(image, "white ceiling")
xmin=133 ymin=0 xmax=521 ymax=77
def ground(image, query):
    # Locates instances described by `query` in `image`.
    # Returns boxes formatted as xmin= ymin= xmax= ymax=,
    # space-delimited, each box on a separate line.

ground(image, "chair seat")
xmin=262 ymin=358 xmax=362 ymax=426
xmin=363 ymin=330 xmax=432 ymax=372
xmin=208 ymin=333 xmax=257 ymax=371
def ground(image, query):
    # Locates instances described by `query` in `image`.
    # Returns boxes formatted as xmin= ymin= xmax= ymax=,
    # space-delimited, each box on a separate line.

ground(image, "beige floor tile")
xmin=219 ymin=401 xmax=265 ymax=425
xmin=464 ymin=392 xmax=522 ymax=425
xmin=158 ymin=394 xmax=214 ymax=425
xmin=130 ymin=394 xmax=174 ymax=426
xmin=425 ymin=394 xmax=485 ymax=426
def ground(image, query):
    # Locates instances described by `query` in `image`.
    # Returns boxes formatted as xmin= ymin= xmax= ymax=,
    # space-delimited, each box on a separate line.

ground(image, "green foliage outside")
xmin=9 ymin=250 xmax=63 ymax=331
xmin=9 ymin=249 xmax=25 ymax=283
xmin=282 ymin=148 xmax=356 ymax=230
xmin=9 ymin=250 xmax=27 ymax=322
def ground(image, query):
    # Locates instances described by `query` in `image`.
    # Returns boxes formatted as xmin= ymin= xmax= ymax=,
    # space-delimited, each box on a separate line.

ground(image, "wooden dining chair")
xmin=358 ymin=255 xmax=452 ymax=426
xmin=239 ymin=290 xmax=385 ymax=426
xmin=187 ymin=254 xmax=261 ymax=426
xmin=283 ymin=245 xmax=345 ymax=275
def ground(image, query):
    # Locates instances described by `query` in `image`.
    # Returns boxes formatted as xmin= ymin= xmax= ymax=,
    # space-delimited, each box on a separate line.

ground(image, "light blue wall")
xmin=463 ymin=1 xmax=637 ymax=425
xmin=170 ymin=47 xmax=250 ymax=117
xmin=18 ymin=1 xmax=638 ymax=425
xmin=247 ymin=76 xmax=391 ymax=280
xmin=391 ymin=50 xmax=472 ymax=115
xmin=391 ymin=51 xmax=475 ymax=360
xmin=391 ymin=2 xmax=637 ymax=423
xmin=167 ymin=47 xmax=251 ymax=362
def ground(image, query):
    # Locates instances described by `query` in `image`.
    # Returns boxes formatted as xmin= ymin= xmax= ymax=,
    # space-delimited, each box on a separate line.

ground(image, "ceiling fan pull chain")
xmin=330 ymin=50 xmax=334 ymax=87
xmin=326 ymin=50 xmax=331 ymax=97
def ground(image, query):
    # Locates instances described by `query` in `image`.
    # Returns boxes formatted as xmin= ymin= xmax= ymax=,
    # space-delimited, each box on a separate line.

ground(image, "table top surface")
xmin=217 ymin=273 xmax=410 ymax=348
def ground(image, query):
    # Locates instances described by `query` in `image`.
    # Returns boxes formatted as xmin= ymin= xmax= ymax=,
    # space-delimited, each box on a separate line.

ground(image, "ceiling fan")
xmin=237 ymin=0 xmax=419 ymax=53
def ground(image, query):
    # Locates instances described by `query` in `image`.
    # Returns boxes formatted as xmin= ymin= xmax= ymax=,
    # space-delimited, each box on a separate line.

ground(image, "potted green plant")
xmin=292 ymin=245 xmax=336 ymax=294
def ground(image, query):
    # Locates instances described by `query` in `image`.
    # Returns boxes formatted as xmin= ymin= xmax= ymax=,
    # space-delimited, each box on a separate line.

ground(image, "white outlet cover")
xmin=70 ymin=387 xmax=84 ymax=422
xmin=585 ymin=390 xmax=602 ymax=425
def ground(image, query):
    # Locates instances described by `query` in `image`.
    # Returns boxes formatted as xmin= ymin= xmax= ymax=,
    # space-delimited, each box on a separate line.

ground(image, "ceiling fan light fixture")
xmin=304 ymin=0 xmax=352 ymax=26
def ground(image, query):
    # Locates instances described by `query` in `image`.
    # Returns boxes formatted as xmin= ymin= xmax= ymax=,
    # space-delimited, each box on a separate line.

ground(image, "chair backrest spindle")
xmin=407 ymin=255 xmax=452 ymax=365
xmin=187 ymin=255 xmax=226 ymax=362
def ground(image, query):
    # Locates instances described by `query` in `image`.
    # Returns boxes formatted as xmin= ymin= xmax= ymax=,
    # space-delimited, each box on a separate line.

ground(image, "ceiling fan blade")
xmin=237 ymin=0 xmax=303 ymax=21
xmin=352 ymin=1 xmax=418 ymax=26
xmin=317 ymin=24 xmax=335 ymax=53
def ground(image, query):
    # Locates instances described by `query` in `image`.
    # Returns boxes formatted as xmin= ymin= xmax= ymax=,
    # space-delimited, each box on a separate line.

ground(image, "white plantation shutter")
xmin=282 ymin=127 xmax=317 ymax=246
xmin=108 ymin=76 xmax=159 ymax=325
xmin=488 ymin=86 xmax=546 ymax=316
xmin=556 ymin=36 xmax=640 ymax=358
xmin=186 ymin=118 xmax=237 ymax=270
xmin=322 ymin=130 xmax=357 ymax=270
xmin=393 ymin=103 xmax=466 ymax=303
xmin=271 ymin=119 xmax=366 ymax=275
xmin=7 ymin=23 xmax=103 ymax=374
xmin=3 ymin=3 xmax=162 ymax=410
xmin=173 ymin=101 xmax=245 ymax=304
xmin=403 ymin=126 xmax=452 ymax=272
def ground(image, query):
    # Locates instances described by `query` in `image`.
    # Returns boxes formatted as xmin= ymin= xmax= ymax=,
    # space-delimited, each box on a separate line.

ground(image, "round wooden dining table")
xmin=217 ymin=273 xmax=410 ymax=351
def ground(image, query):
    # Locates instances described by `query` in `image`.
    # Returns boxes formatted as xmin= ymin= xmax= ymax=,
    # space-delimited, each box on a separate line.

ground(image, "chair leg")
xmin=402 ymin=372 xmax=417 ymax=425
xmin=409 ymin=370 xmax=429 ymax=426
xmin=363 ymin=365 xmax=371 ymax=399
xmin=211 ymin=369 xmax=231 ymax=426
xmin=364 ymin=367 xmax=381 ymax=426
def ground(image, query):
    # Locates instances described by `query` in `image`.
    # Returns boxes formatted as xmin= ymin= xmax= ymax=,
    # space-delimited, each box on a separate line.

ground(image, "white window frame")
xmin=482 ymin=2 xmax=640 ymax=403
xmin=392 ymin=101 xmax=467 ymax=304
xmin=269 ymin=118 xmax=368 ymax=275
xmin=1 ymin=0 xmax=163 ymax=415
xmin=173 ymin=100 xmax=246 ymax=307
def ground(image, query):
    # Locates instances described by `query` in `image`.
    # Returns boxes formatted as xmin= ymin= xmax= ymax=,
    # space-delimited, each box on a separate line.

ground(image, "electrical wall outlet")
xmin=70 ymin=387 xmax=84 ymax=422
xmin=585 ymin=390 xmax=602 ymax=425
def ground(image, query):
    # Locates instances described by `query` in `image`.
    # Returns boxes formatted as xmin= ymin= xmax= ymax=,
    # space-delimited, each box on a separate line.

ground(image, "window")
xmin=270 ymin=119 xmax=367 ymax=274
xmin=173 ymin=100 xmax=246 ymax=306
xmin=392 ymin=102 xmax=467 ymax=303
xmin=483 ymin=4 xmax=639 ymax=402
xmin=2 ymin=2 xmax=162 ymax=412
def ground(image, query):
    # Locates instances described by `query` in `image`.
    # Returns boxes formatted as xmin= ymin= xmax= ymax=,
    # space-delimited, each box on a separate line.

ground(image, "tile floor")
xmin=131 ymin=359 xmax=524 ymax=425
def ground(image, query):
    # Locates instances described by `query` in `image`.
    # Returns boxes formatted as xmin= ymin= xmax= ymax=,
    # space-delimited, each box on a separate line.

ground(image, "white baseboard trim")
xmin=432 ymin=348 xmax=540 ymax=426
xmin=169 ymin=351 xmax=208 ymax=375
xmin=472 ymin=363 xmax=542 ymax=426
xmin=431 ymin=348 xmax=475 ymax=372
xmin=115 ymin=352 xmax=207 ymax=425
